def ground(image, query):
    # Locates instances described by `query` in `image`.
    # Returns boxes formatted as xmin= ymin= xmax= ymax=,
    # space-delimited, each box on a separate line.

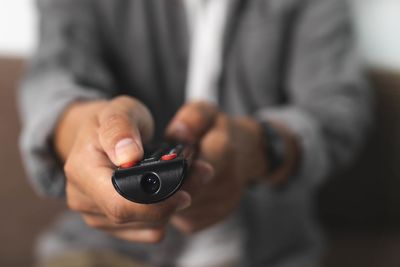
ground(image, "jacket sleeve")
xmin=255 ymin=0 xmax=373 ymax=188
xmin=18 ymin=0 xmax=115 ymax=197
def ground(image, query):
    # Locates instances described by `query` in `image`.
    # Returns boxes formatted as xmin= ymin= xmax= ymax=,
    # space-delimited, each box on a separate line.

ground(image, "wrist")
xmin=261 ymin=119 xmax=301 ymax=186
xmin=233 ymin=117 xmax=269 ymax=183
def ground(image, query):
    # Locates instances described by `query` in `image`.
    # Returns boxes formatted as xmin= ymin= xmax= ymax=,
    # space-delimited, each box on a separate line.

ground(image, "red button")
xmin=161 ymin=153 xmax=177 ymax=161
xmin=120 ymin=161 xmax=136 ymax=168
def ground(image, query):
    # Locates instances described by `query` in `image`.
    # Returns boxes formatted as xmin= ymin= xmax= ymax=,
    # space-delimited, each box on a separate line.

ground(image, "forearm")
xmin=54 ymin=100 xmax=108 ymax=161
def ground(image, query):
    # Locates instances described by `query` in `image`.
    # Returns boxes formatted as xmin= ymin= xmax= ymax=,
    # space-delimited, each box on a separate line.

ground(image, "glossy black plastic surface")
xmin=112 ymin=144 xmax=192 ymax=204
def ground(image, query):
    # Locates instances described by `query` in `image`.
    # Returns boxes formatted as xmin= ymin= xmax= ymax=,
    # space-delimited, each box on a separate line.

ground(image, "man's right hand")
xmin=54 ymin=96 xmax=195 ymax=243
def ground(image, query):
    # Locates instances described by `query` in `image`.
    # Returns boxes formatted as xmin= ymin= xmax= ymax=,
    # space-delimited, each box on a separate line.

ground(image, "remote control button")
xmin=161 ymin=153 xmax=177 ymax=161
xmin=120 ymin=161 xmax=136 ymax=168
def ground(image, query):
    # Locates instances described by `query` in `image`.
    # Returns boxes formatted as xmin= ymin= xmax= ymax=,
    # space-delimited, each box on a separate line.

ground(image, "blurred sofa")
xmin=319 ymin=70 xmax=400 ymax=233
xmin=0 ymin=57 xmax=399 ymax=267
xmin=0 ymin=58 xmax=65 ymax=267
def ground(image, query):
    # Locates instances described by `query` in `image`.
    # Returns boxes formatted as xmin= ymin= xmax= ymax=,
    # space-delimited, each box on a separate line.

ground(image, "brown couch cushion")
xmin=318 ymin=70 xmax=400 ymax=233
xmin=0 ymin=57 xmax=65 ymax=267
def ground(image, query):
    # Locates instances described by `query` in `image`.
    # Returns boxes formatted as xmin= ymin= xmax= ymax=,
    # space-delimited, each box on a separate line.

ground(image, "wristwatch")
xmin=258 ymin=121 xmax=287 ymax=175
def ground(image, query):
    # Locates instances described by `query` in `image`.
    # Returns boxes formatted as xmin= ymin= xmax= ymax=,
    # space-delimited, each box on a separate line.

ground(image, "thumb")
xmin=166 ymin=101 xmax=219 ymax=144
xmin=98 ymin=96 xmax=154 ymax=167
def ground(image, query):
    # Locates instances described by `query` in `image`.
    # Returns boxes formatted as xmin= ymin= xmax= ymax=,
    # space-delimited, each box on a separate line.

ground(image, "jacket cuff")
xmin=255 ymin=106 xmax=331 ymax=188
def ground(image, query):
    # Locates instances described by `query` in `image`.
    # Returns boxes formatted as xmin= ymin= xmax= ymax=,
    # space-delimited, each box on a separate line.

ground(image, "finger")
xmin=171 ymin=215 xmax=211 ymax=234
xmin=171 ymin=196 xmax=233 ymax=234
xmin=82 ymin=213 xmax=165 ymax=230
xmin=107 ymin=228 xmax=166 ymax=243
xmin=95 ymin=173 xmax=192 ymax=224
xmin=98 ymin=96 xmax=154 ymax=166
xmin=198 ymin=116 xmax=232 ymax=175
xmin=65 ymin=183 xmax=102 ymax=214
xmin=72 ymin=159 xmax=191 ymax=225
xmin=166 ymin=101 xmax=219 ymax=144
xmin=180 ymin=160 xmax=215 ymax=198
xmin=172 ymin=213 xmax=223 ymax=234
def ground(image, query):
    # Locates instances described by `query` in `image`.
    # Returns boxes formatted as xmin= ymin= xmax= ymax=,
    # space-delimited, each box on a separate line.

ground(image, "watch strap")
xmin=258 ymin=121 xmax=287 ymax=175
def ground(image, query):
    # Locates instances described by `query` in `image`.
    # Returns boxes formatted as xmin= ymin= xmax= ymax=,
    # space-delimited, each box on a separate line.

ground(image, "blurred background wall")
xmin=2 ymin=0 xmax=400 ymax=67
xmin=0 ymin=1 xmax=37 ymax=57
xmin=351 ymin=0 xmax=400 ymax=71
xmin=0 ymin=1 xmax=400 ymax=267
xmin=0 ymin=2 xmax=65 ymax=267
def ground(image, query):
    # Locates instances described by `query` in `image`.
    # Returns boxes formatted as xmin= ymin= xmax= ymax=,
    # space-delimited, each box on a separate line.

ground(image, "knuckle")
xmin=143 ymin=210 xmax=164 ymax=223
xmin=136 ymin=206 xmax=170 ymax=224
xmin=83 ymin=216 xmax=102 ymax=229
xmin=182 ymin=224 xmax=198 ymax=235
xmin=198 ymin=102 xmax=219 ymax=123
xmin=188 ymin=105 xmax=211 ymax=126
xmin=63 ymin=159 xmax=75 ymax=179
xmin=105 ymin=203 xmax=130 ymax=224
xmin=146 ymin=229 xmax=166 ymax=243
xmin=108 ymin=214 xmax=128 ymax=225
xmin=157 ymin=206 xmax=171 ymax=219
xmin=152 ymin=207 xmax=173 ymax=222
xmin=99 ymin=114 xmax=130 ymax=141
xmin=63 ymin=151 xmax=89 ymax=185
xmin=65 ymin=188 xmax=91 ymax=214
xmin=202 ymin=128 xmax=230 ymax=158
xmin=66 ymin=197 xmax=84 ymax=212
xmin=217 ymin=129 xmax=231 ymax=154
xmin=102 ymin=113 xmax=127 ymax=130
xmin=173 ymin=217 xmax=199 ymax=234
xmin=176 ymin=102 xmax=214 ymax=130
xmin=112 ymin=95 xmax=135 ymax=106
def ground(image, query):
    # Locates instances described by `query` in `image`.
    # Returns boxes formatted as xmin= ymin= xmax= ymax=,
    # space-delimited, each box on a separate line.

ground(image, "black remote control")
xmin=112 ymin=143 xmax=195 ymax=204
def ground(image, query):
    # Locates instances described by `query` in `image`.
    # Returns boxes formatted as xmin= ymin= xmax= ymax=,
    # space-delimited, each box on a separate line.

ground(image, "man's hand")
xmin=166 ymin=102 xmax=299 ymax=233
xmin=54 ymin=96 xmax=197 ymax=243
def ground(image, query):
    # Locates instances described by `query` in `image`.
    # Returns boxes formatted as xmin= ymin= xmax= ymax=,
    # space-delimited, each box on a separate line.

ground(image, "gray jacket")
xmin=19 ymin=0 xmax=371 ymax=266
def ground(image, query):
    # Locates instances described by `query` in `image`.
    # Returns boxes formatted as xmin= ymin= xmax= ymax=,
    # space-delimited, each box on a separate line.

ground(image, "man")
xmin=19 ymin=0 xmax=371 ymax=266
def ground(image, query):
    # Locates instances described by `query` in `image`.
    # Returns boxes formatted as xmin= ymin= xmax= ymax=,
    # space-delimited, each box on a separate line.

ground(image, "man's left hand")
xmin=166 ymin=102 xmax=268 ymax=233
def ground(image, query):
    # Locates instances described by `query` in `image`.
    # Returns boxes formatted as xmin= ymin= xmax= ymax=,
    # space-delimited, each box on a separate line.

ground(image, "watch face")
xmin=260 ymin=122 xmax=286 ymax=174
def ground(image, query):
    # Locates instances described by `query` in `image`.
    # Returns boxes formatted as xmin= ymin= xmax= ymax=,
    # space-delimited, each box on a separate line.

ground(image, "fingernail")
xmin=120 ymin=161 xmax=137 ymax=168
xmin=176 ymin=191 xmax=192 ymax=212
xmin=115 ymin=138 xmax=141 ymax=164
